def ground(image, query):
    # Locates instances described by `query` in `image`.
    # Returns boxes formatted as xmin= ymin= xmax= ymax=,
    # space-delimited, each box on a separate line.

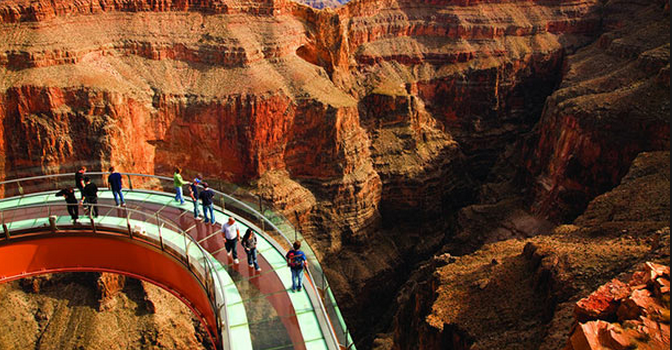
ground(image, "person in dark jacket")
xmin=198 ymin=182 xmax=215 ymax=224
xmin=82 ymin=177 xmax=99 ymax=218
xmin=242 ymin=228 xmax=261 ymax=271
xmin=74 ymin=166 xmax=86 ymax=200
xmin=56 ymin=187 xmax=79 ymax=223
xmin=107 ymin=166 xmax=125 ymax=206
xmin=189 ymin=174 xmax=203 ymax=219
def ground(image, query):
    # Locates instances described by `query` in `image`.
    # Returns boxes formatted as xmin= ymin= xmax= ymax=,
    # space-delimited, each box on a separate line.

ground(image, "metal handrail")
xmin=0 ymin=172 xmax=350 ymax=350
xmin=0 ymin=201 xmax=231 ymax=350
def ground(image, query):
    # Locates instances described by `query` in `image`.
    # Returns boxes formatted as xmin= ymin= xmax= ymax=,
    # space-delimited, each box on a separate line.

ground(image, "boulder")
xmin=574 ymin=279 xmax=631 ymax=322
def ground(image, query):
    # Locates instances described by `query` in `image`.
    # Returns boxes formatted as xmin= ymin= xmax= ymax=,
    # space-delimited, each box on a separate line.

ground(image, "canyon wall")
xmin=0 ymin=0 xmax=602 ymax=233
xmin=382 ymin=0 xmax=670 ymax=346
xmin=2 ymin=0 xmax=667 ymax=347
xmin=388 ymin=151 xmax=670 ymax=350
xmin=522 ymin=0 xmax=670 ymax=221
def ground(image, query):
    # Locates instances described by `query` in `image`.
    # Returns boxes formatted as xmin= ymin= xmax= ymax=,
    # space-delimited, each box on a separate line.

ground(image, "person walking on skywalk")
xmin=242 ymin=228 xmax=261 ymax=272
xmin=82 ymin=177 xmax=99 ymax=218
xmin=56 ymin=187 xmax=79 ymax=224
xmin=286 ymin=241 xmax=307 ymax=293
xmin=221 ymin=217 xmax=240 ymax=264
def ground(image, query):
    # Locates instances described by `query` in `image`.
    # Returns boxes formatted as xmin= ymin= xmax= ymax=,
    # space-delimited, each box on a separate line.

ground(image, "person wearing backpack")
xmin=286 ymin=241 xmax=307 ymax=292
xmin=242 ymin=228 xmax=261 ymax=272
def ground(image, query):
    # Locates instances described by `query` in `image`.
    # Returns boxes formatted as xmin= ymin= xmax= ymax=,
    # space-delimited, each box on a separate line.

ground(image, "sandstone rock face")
xmin=522 ymin=0 xmax=670 ymax=221
xmin=0 ymin=0 xmax=601 ymax=240
xmin=0 ymin=0 xmax=664 ymax=347
xmin=96 ymin=273 xmax=127 ymax=311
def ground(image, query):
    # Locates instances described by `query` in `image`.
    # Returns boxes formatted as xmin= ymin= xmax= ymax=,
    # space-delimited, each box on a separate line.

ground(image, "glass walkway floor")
xmin=0 ymin=186 xmax=343 ymax=350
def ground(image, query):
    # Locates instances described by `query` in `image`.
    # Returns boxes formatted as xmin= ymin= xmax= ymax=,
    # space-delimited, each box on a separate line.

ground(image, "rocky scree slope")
xmin=566 ymin=262 xmax=670 ymax=350
xmin=0 ymin=272 xmax=211 ymax=350
xmin=387 ymin=151 xmax=670 ymax=350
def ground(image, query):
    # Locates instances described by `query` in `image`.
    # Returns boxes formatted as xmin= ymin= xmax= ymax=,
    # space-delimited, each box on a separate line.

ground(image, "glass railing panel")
xmin=0 ymin=172 xmax=356 ymax=350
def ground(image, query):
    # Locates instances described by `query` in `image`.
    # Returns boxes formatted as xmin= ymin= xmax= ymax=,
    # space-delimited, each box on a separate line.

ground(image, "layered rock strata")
xmin=0 ymin=0 xmax=602 ymax=239
xmin=522 ymin=0 xmax=670 ymax=221
xmin=0 ymin=0 xmax=643 ymax=346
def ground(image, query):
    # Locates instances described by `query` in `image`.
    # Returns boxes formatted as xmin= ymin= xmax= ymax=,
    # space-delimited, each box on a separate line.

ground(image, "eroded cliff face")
xmin=0 ymin=0 xmax=657 ymax=347
xmin=0 ymin=0 xmax=601 ymax=231
xmin=389 ymin=151 xmax=670 ymax=350
xmin=382 ymin=0 xmax=670 ymax=346
xmin=522 ymin=0 xmax=670 ymax=221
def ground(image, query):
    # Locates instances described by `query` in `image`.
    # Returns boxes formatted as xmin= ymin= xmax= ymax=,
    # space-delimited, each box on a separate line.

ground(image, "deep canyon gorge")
xmin=0 ymin=0 xmax=669 ymax=348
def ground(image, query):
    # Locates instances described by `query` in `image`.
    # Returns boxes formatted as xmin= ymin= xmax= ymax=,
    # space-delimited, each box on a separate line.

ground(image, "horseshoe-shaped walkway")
xmin=0 ymin=174 xmax=352 ymax=350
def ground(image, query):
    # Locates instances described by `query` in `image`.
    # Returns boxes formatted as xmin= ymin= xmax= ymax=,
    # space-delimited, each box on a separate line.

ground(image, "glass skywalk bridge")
xmin=0 ymin=173 xmax=356 ymax=350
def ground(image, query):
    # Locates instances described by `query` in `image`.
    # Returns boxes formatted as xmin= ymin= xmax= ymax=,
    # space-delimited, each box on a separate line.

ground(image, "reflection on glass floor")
xmin=0 ymin=190 xmax=329 ymax=350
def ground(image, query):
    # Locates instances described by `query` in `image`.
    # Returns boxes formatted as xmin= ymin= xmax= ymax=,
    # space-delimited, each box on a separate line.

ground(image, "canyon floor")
xmin=0 ymin=273 xmax=211 ymax=349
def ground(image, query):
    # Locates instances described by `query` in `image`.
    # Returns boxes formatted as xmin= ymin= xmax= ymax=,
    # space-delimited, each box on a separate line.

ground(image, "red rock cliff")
xmin=522 ymin=0 xmax=670 ymax=221
xmin=0 ymin=0 xmax=603 ymax=242
xmin=0 ymin=0 xmax=632 ymax=345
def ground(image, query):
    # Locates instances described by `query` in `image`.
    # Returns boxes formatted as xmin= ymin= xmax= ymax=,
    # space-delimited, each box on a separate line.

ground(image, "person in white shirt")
xmin=221 ymin=217 xmax=240 ymax=264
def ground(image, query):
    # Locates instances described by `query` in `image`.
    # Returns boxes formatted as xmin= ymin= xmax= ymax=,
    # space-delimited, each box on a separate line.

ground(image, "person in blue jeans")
xmin=198 ymin=182 xmax=216 ymax=224
xmin=242 ymin=228 xmax=261 ymax=271
xmin=173 ymin=168 xmax=187 ymax=205
xmin=107 ymin=166 xmax=125 ymax=206
xmin=286 ymin=241 xmax=307 ymax=292
xmin=189 ymin=175 xmax=202 ymax=219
